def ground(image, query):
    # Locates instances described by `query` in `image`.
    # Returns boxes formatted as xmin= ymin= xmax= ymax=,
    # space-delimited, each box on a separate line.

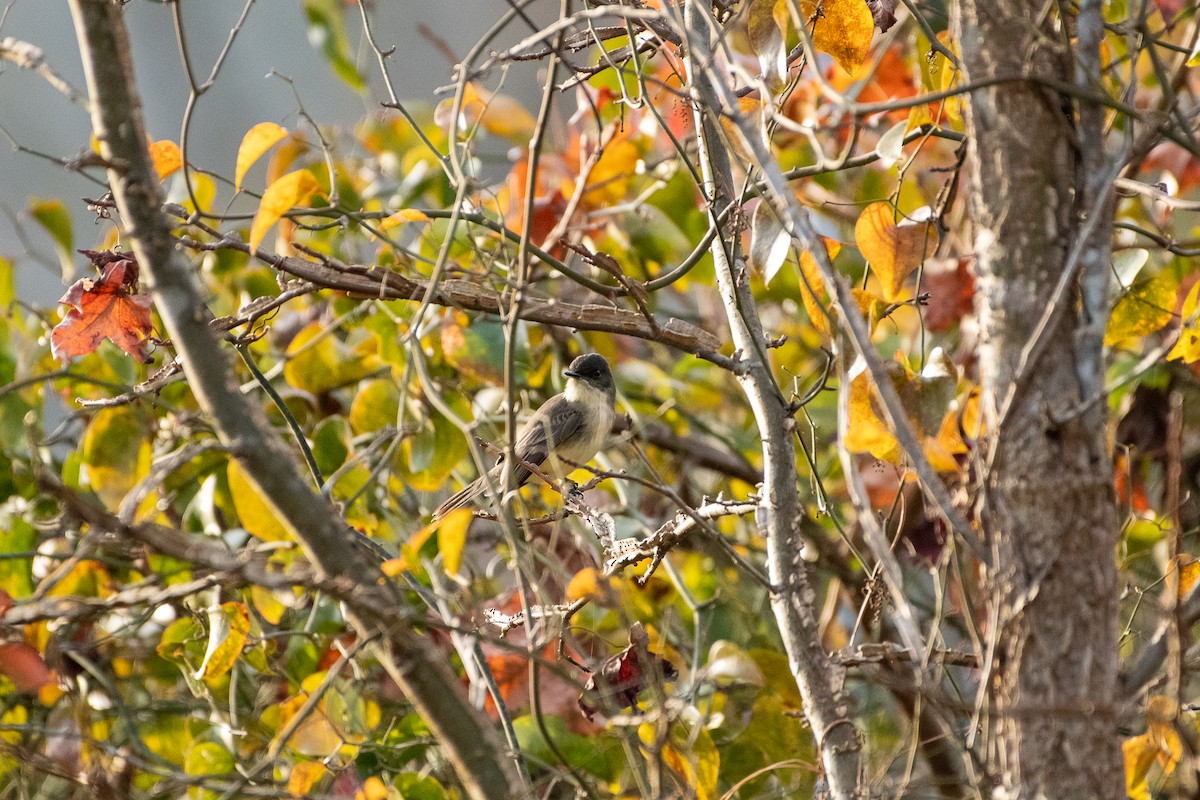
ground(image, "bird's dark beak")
xmin=563 ymin=368 xmax=581 ymax=379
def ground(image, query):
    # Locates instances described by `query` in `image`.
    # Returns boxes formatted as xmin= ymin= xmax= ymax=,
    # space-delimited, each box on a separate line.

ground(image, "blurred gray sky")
xmin=0 ymin=1 xmax=529 ymax=306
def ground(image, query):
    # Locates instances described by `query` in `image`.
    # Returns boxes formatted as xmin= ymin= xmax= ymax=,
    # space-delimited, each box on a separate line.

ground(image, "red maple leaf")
xmin=51 ymin=250 xmax=155 ymax=363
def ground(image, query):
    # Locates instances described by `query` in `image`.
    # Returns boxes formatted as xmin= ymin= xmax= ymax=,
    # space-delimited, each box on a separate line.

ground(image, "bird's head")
xmin=563 ymin=353 xmax=615 ymax=399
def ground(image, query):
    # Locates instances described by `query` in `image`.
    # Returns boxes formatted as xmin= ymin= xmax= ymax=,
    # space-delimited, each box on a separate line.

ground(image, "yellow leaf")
xmin=935 ymin=33 xmax=964 ymax=126
xmin=236 ymin=122 xmax=289 ymax=192
xmin=249 ymin=170 xmax=320 ymax=253
xmin=436 ymin=508 xmax=472 ymax=575
xmin=1147 ymin=695 xmax=1182 ymax=774
xmin=1124 ymin=733 xmax=1156 ymax=800
xmin=288 ymin=761 xmax=327 ymax=798
xmin=182 ymin=172 xmax=217 ymax=216
xmin=148 ymin=139 xmax=182 ymax=180
xmin=798 ymin=239 xmax=841 ymax=336
xmin=850 ymin=288 xmax=887 ymax=335
xmin=1106 ymin=271 xmax=1178 ymax=346
xmin=283 ymin=321 xmax=378 ymax=395
xmin=227 ymin=459 xmax=293 ymax=543
xmin=843 ymin=365 xmax=901 ymax=463
xmin=378 ymin=208 xmax=431 ymax=230
xmin=276 ymin=689 xmax=343 ymax=757
xmin=649 ymin=728 xmax=720 ymax=800
xmin=1167 ymin=281 xmax=1200 ymax=363
xmin=586 ymin=139 xmax=640 ymax=206
xmin=250 ymin=585 xmax=287 ymax=625
xmin=194 ymin=601 xmax=250 ymax=681
xmin=855 ymin=203 xmax=939 ymax=302
xmin=383 ymin=519 xmax=440 ymax=576
xmin=801 ymin=0 xmax=875 ymax=75
xmin=1124 ymin=695 xmax=1184 ymax=798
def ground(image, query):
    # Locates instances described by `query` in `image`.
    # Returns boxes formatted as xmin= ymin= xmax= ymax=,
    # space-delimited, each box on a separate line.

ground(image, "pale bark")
xmin=683 ymin=3 xmax=863 ymax=796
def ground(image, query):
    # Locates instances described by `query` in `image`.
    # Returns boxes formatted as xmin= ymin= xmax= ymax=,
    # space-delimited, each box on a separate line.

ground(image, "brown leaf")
xmin=51 ymin=250 xmax=154 ymax=363
xmin=921 ymin=257 xmax=975 ymax=332
xmin=865 ymin=0 xmax=897 ymax=32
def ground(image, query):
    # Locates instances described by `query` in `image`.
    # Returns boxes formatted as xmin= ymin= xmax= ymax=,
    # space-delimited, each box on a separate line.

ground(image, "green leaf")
xmin=158 ymin=616 xmax=205 ymax=665
xmin=311 ymin=416 xmax=350 ymax=479
xmin=303 ymin=0 xmax=367 ymax=91
xmin=512 ymin=715 xmax=620 ymax=779
xmin=440 ymin=314 xmax=526 ymax=385
xmin=400 ymin=394 xmax=471 ymax=492
xmin=185 ymin=742 xmax=236 ymax=800
xmin=393 ymin=773 xmax=449 ymax=800
xmin=0 ymin=518 xmax=35 ymax=599
xmin=350 ymin=377 xmax=401 ymax=434
xmin=29 ymin=198 xmax=74 ymax=282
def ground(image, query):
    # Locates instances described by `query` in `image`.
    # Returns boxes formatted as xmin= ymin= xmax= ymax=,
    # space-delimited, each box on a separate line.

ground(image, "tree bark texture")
xmin=956 ymin=1 xmax=1125 ymax=796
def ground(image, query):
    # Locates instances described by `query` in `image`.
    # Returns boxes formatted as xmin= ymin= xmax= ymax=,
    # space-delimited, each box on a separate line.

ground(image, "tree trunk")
xmin=957 ymin=1 xmax=1125 ymax=796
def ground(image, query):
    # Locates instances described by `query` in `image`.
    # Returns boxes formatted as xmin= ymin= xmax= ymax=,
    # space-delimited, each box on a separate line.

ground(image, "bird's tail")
xmin=433 ymin=467 xmax=501 ymax=519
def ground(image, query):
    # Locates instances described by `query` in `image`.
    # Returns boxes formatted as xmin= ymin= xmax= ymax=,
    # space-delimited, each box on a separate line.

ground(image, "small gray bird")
xmin=433 ymin=353 xmax=616 ymax=519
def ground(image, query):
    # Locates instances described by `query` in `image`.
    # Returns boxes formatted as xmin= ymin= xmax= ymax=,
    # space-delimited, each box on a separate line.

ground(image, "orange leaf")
xmin=148 ymin=139 xmax=182 ymax=180
xmin=235 ymin=122 xmax=289 ymax=192
xmin=434 ymin=82 xmax=536 ymax=143
xmin=0 ymin=642 xmax=55 ymax=692
xmin=355 ymin=776 xmax=388 ymax=800
xmin=288 ymin=762 xmax=327 ymax=797
xmin=801 ymin=0 xmax=875 ymax=75
xmin=51 ymin=250 xmax=154 ymax=363
xmin=249 ymin=170 xmax=320 ymax=252
xmin=855 ymin=203 xmax=939 ymax=302
xmin=1179 ymin=555 xmax=1200 ymax=600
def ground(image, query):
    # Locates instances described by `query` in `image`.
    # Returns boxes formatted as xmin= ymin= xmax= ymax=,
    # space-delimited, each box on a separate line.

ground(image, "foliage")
xmin=0 ymin=1 xmax=1197 ymax=798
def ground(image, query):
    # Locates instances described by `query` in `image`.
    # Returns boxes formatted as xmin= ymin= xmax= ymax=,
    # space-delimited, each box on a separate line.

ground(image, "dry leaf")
xmin=51 ymin=250 xmax=154 ymax=363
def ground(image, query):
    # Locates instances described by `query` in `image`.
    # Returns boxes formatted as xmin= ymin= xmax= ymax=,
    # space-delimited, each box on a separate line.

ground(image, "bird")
xmin=433 ymin=353 xmax=616 ymax=519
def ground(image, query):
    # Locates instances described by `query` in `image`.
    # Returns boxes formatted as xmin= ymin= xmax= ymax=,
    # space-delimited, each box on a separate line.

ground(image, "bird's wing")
xmin=514 ymin=396 xmax=585 ymax=470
